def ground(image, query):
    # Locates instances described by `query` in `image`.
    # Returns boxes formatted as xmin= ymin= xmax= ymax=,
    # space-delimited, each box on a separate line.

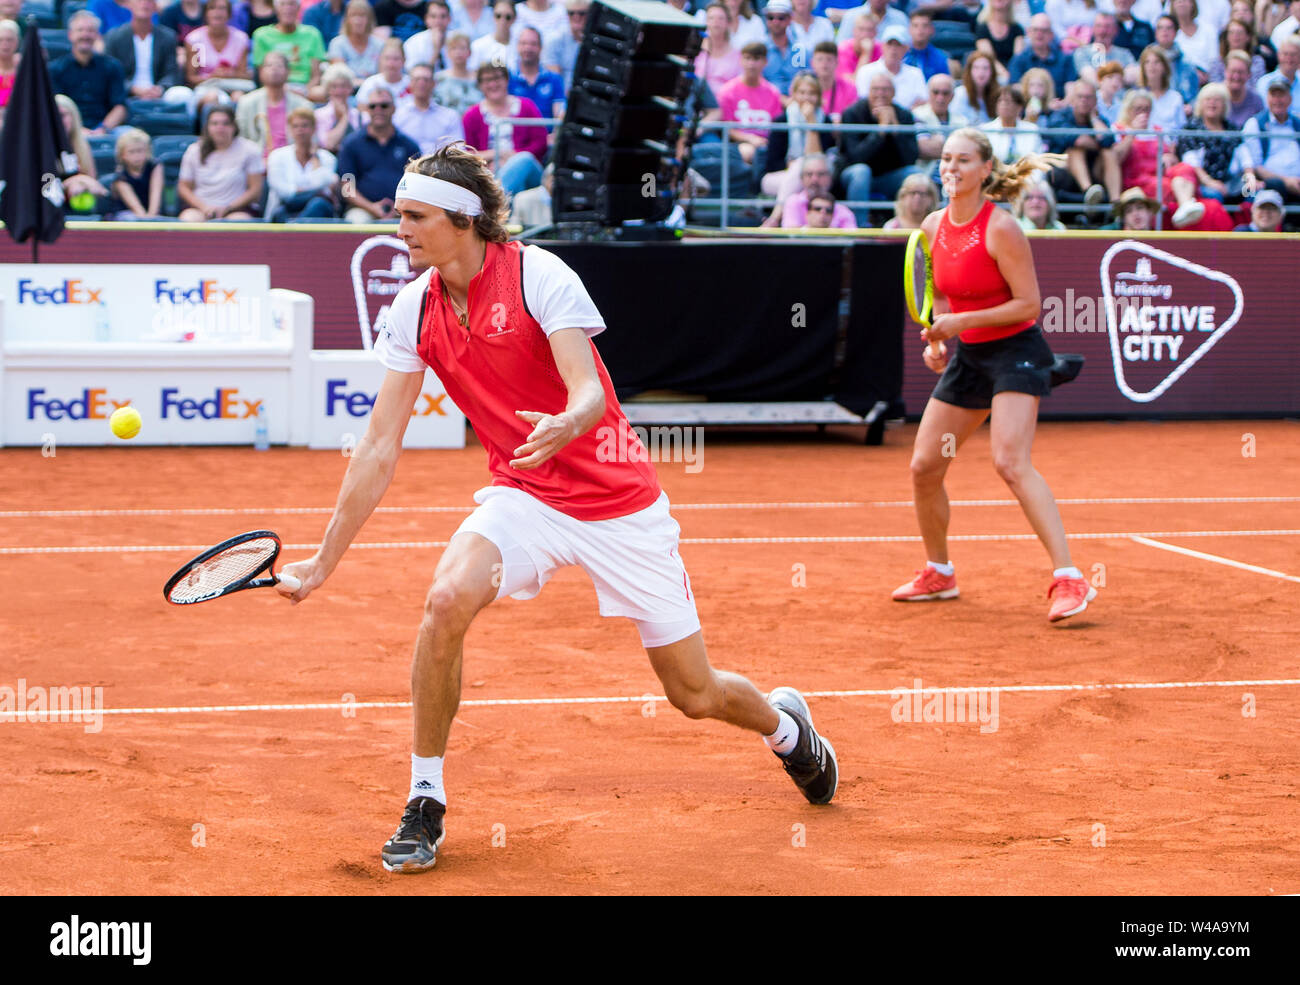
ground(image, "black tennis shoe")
xmin=768 ymin=687 xmax=838 ymax=805
xmin=381 ymin=796 xmax=446 ymax=873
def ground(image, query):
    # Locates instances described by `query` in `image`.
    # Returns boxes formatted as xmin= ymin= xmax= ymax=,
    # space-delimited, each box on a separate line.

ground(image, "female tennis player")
xmin=275 ymin=143 xmax=837 ymax=873
xmin=892 ymin=127 xmax=1098 ymax=624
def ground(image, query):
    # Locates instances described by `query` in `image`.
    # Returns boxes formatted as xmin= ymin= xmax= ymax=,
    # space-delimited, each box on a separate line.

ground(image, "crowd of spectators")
xmin=2 ymin=0 xmax=1297 ymax=229
xmin=3 ymin=0 xmax=590 ymax=222
xmin=686 ymin=0 xmax=1300 ymax=228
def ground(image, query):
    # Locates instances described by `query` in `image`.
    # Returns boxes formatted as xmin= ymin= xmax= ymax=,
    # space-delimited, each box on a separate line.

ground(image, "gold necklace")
xmin=443 ymin=283 xmax=468 ymax=327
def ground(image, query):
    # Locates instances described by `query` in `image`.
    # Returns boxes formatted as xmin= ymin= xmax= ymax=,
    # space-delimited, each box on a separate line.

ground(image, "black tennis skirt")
xmin=931 ymin=325 xmax=1055 ymax=410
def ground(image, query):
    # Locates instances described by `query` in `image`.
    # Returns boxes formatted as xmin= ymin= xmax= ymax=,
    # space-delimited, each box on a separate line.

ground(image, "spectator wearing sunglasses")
xmin=337 ymin=90 xmax=422 ymax=221
xmin=543 ymin=0 xmax=589 ymax=88
xmin=469 ymin=0 xmax=519 ymax=72
xmin=763 ymin=0 xmax=798 ymax=95
xmin=803 ymin=191 xmax=838 ymax=228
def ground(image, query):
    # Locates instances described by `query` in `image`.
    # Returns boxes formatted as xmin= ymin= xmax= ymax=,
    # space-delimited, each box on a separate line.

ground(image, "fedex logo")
xmin=17 ymin=279 xmax=105 ymax=304
xmin=154 ymin=279 xmax=239 ymax=304
xmin=324 ymin=378 xmax=447 ymax=418
xmin=28 ymin=388 xmax=131 ymax=420
xmin=161 ymin=387 xmax=262 ymax=419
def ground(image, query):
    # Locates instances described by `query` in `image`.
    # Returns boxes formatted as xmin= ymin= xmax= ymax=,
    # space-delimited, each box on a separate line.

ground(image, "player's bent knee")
xmin=993 ymin=455 xmax=1029 ymax=487
xmin=421 ymin=580 xmax=484 ymax=637
xmin=665 ymin=681 xmax=723 ymax=721
xmin=671 ymin=691 xmax=720 ymax=721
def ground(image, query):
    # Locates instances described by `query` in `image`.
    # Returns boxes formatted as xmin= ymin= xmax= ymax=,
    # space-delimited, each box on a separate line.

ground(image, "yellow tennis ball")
xmin=110 ymin=406 xmax=142 ymax=440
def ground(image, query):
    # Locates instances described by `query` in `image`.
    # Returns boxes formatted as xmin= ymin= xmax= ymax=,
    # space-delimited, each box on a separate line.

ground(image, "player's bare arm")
xmin=510 ymin=327 xmax=607 ymax=470
xmin=278 ymin=369 xmax=424 ymax=601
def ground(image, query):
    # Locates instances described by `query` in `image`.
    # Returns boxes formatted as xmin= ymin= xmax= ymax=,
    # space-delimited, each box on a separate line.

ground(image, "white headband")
xmin=394 ymin=172 xmax=484 ymax=216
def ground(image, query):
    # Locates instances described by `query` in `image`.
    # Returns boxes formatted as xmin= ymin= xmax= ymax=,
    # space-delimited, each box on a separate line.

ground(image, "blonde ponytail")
xmin=984 ymin=151 xmax=1068 ymax=201
xmin=947 ymin=126 xmax=1066 ymax=203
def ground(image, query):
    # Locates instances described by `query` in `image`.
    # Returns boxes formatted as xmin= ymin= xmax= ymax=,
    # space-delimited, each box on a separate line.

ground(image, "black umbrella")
xmin=0 ymin=17 xmax=77 ymax=260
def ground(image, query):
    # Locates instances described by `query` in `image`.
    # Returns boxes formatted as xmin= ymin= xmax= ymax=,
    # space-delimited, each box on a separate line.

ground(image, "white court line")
xmin=1131 ymin=536 xmax=1300 ymax=584
xmin=2 ymin=496 xmax=1298 ymax=518
xmin=4 ymin=529 xmax=1300 ymax=555
xmin=2 ymin=678 xmax=1297 ymax=721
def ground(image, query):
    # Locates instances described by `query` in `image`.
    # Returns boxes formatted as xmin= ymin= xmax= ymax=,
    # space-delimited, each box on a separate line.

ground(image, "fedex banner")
xmin=0 ymin=264 xmax=272 ymax=343
xmin=308 ymin=352 xmax=464 ymax=449
xmin=5 ymin=370 xmax=291 ymax=445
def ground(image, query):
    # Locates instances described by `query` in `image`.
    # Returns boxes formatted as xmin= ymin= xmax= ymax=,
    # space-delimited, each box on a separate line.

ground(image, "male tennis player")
xmin=277 ymin=143 xmax=838 ymax=873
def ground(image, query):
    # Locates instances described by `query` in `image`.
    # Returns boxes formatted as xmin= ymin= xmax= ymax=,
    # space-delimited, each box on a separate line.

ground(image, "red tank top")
xmin=932 ymin=198 xmax=1036 ymax=344
xmin=414 ymin=241 xmax=661 ymax=522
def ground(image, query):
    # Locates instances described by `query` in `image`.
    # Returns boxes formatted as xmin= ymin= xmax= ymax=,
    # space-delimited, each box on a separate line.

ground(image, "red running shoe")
xmin=891 ymin=567 xmax=959 ymax=601
xmin=1047 ymin=575 xmax=1097 ymax=622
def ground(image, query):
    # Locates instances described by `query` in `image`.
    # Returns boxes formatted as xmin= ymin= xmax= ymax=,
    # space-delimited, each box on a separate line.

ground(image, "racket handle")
xmin=278 ymin=573 xmax=302 ymax=592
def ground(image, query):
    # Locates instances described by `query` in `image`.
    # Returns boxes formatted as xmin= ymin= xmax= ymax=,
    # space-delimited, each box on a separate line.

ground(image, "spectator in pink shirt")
xmin=770 ymin=152 xmax=859 ymax=227
xmin=695 ymin=2 xmax=742 ymax=99
xmin=812 ymin=40 xmax=856 ymax=120
xmin=462 ymin=63 xmax=546 ymax=193
xmin=838 ymin=9 xmax=880 ymax=79
xmin=718 ymin=42 xmax=785 ymax=168
xmin=802 ymin=191 xmax=840 ymax=228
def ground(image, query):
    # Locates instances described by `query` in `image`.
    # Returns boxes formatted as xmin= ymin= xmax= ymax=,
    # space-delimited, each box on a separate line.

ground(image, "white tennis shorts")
xmin=455 ymin=485 xmax=701 ymax=648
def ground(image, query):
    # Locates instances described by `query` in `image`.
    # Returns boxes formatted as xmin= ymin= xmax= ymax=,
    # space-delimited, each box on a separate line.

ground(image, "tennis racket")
xmin=903 ymin=228 xmax=934 ymax=329
xmin=163 ymin=530 xmax=301 ymax=605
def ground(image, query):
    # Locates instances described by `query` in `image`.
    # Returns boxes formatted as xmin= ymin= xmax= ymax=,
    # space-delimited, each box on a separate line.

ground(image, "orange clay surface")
xmin=1 ymin=420 xmax=1298 ymax=895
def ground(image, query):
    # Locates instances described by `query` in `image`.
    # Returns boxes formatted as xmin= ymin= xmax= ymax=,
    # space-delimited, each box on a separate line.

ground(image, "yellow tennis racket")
xmin=903 ymin=228 xmax=934 ymax=329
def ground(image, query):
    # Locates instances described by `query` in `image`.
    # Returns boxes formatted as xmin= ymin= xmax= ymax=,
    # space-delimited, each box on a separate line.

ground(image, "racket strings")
xmin=911 ymin=246 xmax=930 ymax=305
xmin=167 ymin=537 xmax=278 ymax=603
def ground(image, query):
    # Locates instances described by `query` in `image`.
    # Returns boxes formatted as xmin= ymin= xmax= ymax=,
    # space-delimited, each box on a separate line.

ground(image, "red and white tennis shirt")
xmin=374 ymin=240 xmax=662 ymax=521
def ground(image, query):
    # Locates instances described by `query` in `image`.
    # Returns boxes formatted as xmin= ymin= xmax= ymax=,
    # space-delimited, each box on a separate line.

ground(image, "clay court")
xmin=2 ymin=419 xmax=1297 ymax=895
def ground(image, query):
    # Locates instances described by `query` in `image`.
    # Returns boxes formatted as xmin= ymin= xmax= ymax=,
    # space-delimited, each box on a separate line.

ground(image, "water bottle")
xmin=254 ymin=406 xmax=270 ymax=451
xmin=94 ymin=301 xmax=111 ymax=343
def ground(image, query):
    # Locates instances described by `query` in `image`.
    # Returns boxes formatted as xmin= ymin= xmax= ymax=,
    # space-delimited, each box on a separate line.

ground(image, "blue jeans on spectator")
xmin=498 ymin=152 xmax=543 ymax=196
xmin=273 ymin=191 xmax=336 ymax=222
xmin=841 ymin=162 xmax=923 ymax=225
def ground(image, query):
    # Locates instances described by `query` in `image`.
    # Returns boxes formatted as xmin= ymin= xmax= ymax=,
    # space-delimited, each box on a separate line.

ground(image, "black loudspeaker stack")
xmin=552 ymin=0 xmax=701 ymax=227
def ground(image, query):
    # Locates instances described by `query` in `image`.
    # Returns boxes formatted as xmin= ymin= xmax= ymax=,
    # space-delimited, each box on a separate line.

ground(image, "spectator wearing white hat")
xmin=1234 ymin=187 xmax=1286 ymax=228
xmin=762 ymin=0 xmax=799 ymax=96
xmin=855 ymin=23 xmax=928 ymax=109
xmin=1239 ymin=74 xmax=1300 ymax=202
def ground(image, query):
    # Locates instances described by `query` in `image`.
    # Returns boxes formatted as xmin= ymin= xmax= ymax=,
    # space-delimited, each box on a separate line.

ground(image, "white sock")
xmin=764 ymin=710 xmax=800 ymax=756
xmin=1054 ymin=566 xmax=1083 ymax=580
xmin=408 ymin=753 xmax=445 ymax=805
xmin=927 ymin=560 xmax=955 ymax=577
